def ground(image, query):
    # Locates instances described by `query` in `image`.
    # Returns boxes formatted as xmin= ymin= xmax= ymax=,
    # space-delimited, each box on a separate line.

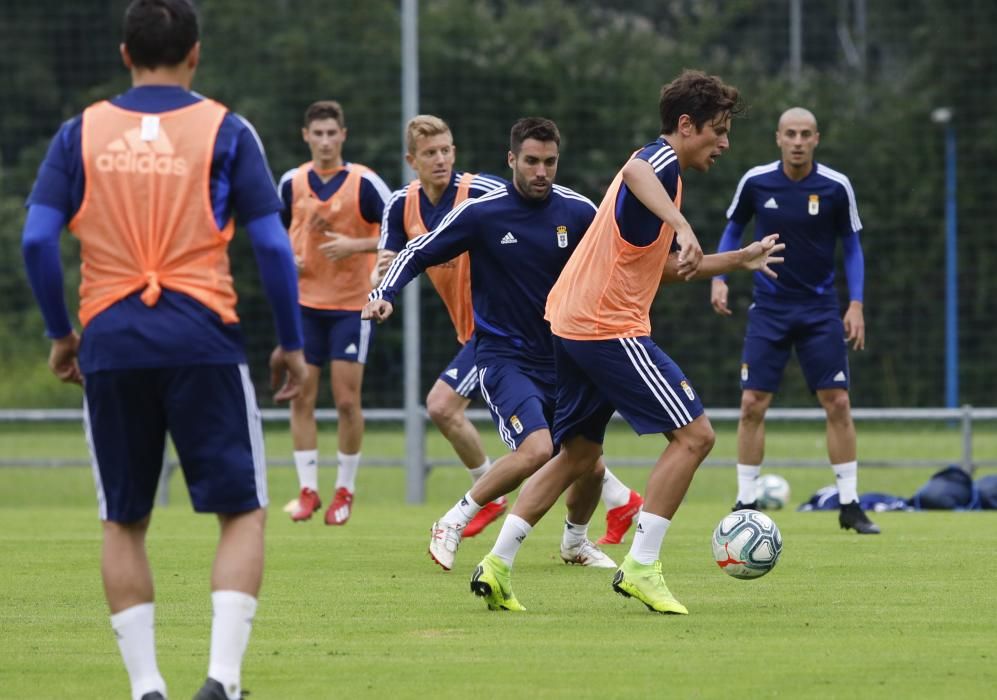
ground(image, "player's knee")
xmin=426 ymin=389 xmax=460 ymax=428
xmin=821 ymin=391 xmax=852 ymax=421
xmin=518 ymin=434 xmax=554 ymax=470
xmin=682 ymin=420 xmax=716 ymax=459
xmin=739 ymin=392 xmax=769 ymax=423
xmin=334 ymin=395 xmax=361 ymax=419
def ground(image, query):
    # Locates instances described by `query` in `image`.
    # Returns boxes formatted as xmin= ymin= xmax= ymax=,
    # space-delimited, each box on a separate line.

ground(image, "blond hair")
xmin=405 ymin=114 xmax=452 ymax=154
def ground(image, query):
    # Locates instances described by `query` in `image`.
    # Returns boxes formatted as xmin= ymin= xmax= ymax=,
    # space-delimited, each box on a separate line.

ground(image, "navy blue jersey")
xmin=615 ymin=137 xmax=682 ymax=246
xmin=726 ymin=161 xmax=862 ymax=302
xmin=378 ymin=171 xmax=506 ymax=252
xmin=24 ymin=85 xmax=293 ymax=372
xmin=277 ymin=164 xmax=391 ymax=229
xmin=373 ymin=182 xmax=598 ymax=375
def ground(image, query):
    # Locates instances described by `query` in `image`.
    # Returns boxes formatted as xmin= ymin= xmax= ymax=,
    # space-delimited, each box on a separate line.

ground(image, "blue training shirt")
xmin=615 ymin=136 xmax=683 ymax=247
xmin=379 ymin=171 xmax=506 ymax=252
xmin=724 ymin=160 xmax=863 ymax=303
xmin=372 ymin=182 xmax=598 ymax=376
xmin=23 ymin=85 xmax=300 ymax=372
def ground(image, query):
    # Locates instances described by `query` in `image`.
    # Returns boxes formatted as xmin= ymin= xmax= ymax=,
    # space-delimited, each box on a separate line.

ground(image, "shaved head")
xmin=778 ymin=107 xmax=817 ymax=131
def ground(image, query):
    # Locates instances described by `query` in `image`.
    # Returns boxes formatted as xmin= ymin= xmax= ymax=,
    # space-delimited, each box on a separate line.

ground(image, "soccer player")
xmin=711 ymin=107 xmax=880 ymax=534
xmin=364 ymin=117 xmax=640 ymax=572
xmin=374 ymin=114 xmax=510 ymax=537
xmin=20 ymin=1 xmax=307 ymax=698
xmin=278 ymin=100 xmax=391 ymax=526
xmin=467 ymin=70 xmax=782 ymax=614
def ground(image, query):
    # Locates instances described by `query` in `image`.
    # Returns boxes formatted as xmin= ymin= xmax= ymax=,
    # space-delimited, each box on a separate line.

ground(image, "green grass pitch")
xmin=1 ymin=422 xmax=995 ymax=698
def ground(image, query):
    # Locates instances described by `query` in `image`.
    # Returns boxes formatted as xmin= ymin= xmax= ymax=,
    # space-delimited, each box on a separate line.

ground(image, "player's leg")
xmin=428 ymin=342 xmax=503 ymax=537
xmin=85 ymin=368 xmax=169 ymax=700
xmin=324 ymin=313 xmax=373 ymax=526
xmin=429 ymin=363 xmax=553 ymax=571
xmin=289 ymin=308 xmax=328 ymax=521
xmin=734 ymin=302 xmax=791 ymax=510
xmin=168 ymin=364 xmax=268 ymax=700
xmin=799 ymin=309 xmax=879 ymax=533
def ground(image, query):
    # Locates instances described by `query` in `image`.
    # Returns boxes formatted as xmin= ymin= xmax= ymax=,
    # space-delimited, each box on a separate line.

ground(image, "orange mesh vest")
xmin=403 ymin=173 xmax=475 ymax=344
xmin=69 ymin=99 xmax=237 ymax=327
xmin=289 ymin=162 xmax=378 ymax=310
xmin=546 ymin=166 xmax=683 ymax=340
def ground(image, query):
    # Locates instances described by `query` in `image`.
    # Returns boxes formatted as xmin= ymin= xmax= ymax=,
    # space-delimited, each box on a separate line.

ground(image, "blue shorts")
xmin=741 ymin=300 xmax=849 ymax=393
xmin=301 ymin=307 xmax=373 ymax=366
xmin=83 ymin=364 xmax=267 ymax=523
xmin=477 ymin=361 xmax=555 ymax=450
xmin=552 ymin=335 xmax=704 ymax=446
xmin=438 ymin=338 xmax=479 ymax=399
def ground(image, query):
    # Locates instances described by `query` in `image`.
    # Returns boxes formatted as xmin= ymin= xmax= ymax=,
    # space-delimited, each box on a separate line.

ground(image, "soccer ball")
xmin=755 ymin=474 xmax=791 ymax=510
xmin=712 ymin=510 xmax=783 ymax=580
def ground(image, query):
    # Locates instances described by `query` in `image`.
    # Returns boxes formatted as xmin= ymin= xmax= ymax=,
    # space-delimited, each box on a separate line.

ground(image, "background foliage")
xmin=1 ymin=0 xmax=994 ymax=408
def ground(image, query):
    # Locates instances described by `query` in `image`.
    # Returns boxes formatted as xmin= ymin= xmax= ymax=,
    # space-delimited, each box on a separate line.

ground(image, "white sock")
xmin=600 ymin=467 xmax=632 ymax=509
xmin=833 ymin=461 xmax=859 ymax=504
xmin=335 ymin=451 xmax=360 ymax=492
xmin=490 ymin=514 xmax=532 ymax=566
xmin=628 ymin=511 xmax=671 ymax=565
xmin=208 ymin=590 xmax=258 ymax=700
xmin=466 ymin=458 xmax=491 ymax=483
xmin=293 ymin=450 xmax=318 ymax=492
xmin=562 ymin=519 xmax=588 ymax=549
xmin=442 ymin=492 xmax=481 ymax=527
xmin=110 ymin=603 xmax=166 ymax=700
xmin=737 ymin=463 xmax=762 ymax=503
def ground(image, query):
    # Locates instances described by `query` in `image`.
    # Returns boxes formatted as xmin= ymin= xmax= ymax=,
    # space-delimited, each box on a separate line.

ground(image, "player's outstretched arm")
xmin=662 ymin=234 xmax=784 ymax=286
xmin=361 ymin=299 xmax=394 ymax=323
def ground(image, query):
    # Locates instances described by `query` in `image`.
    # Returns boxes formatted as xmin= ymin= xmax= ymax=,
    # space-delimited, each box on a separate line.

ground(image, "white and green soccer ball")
xmin=712 ymin=509 xmax=783 ymax=580
xmin=755 ymin=473 xmax=791 ymax=510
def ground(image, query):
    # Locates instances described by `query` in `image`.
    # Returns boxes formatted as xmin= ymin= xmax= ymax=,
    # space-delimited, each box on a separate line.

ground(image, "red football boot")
xmin=324 ymin=487 xmax=354 ymax=525
xmin=463 ymin=496 xmax=508 ymax=538
xmin=290 ymin=487 xmax=322 ymax=522
xmin=596 ymin=490 xmax=643 ymax=545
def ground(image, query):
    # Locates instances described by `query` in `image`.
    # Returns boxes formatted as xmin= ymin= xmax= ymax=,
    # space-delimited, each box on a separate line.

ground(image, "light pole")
xmin=931 ymin=107 xmax=957 ymax=409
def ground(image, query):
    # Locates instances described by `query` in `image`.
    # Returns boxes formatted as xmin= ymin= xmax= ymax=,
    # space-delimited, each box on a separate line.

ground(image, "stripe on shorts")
xmin=619 ymin=337 xmax=693 ymax=427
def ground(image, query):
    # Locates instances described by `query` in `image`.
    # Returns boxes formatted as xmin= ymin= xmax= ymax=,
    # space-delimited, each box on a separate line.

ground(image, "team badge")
xmin=808 ymin=194 xmax=819 ymax=215
xmin=510 ymin=415 xmax=524 ymax=434
xmin=556 ymin=225 xmax=569 ymax=248
xmin=741 ymin=363 xmax=749 ymax=382
xmin=680 ymin=380 xmax=695 ymax=401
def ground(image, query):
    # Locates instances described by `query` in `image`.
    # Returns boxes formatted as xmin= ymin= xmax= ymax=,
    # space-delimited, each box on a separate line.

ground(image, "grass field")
xmin=1 ymin=422 xmax=995 ymax=699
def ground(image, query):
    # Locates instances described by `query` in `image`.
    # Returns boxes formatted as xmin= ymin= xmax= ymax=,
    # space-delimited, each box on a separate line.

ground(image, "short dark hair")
xmin=509 ymin=117 xmax=561 ymax=154
xmin=304 ymin=100 xmax=346 ymax=129
xmin=123 ymin=0 xmax=199 ymax=70
xmin=658 ymin=70 xmax=743 ymax=134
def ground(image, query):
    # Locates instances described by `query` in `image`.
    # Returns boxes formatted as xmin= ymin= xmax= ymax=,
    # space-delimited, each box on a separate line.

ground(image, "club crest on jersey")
xmin=680 ymin=380 xmax=695 ymax=401
xmin=808 ymin=194 xmax=820 ymax=215
xmin=510 ymin=415 xmax=524 ymax=434
xmin=741 ymin=363 xmax=749 ymax=382
xmin=556 ymin=225 xmax=569 ymax=248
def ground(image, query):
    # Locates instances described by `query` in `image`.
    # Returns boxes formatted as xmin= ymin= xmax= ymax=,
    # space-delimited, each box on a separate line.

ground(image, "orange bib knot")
xmin=140 ymin=271 xmax=162 ymax=307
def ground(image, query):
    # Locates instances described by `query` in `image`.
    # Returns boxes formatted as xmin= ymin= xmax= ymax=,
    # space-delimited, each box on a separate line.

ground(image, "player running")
xmin=364 ymin=118 xmax=642 ymax=572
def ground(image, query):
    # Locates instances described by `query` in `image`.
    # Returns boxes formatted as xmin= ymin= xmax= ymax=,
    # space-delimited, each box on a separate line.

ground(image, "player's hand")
xmin=711 ymin=278 xmax=732 ymax=316
xmin=370 ymin=251 xmax=397 ymax=287
xmin=318 ymin=232 xmax=355 ymax=261
xmin=740 ymin=233 xmax=785 ymax=279
xmin=674 ymin=225 xmax=703 ymax=280
xmin=49 ymin=332 xmax=82 ymax=385
xmin=361 ymin=299 xmax=394 ymax=323
xmin=843 ymin=301 xmax=865 ymax=351
xmin=270 ymin=347 xmax=308 ymax=402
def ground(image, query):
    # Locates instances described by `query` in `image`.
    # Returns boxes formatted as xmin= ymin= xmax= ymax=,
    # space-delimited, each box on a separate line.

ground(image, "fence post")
xmin=960 ymin=404 xmax=973 ymax=473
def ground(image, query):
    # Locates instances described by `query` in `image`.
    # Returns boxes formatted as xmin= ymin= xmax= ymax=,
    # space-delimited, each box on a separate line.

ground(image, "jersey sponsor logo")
xmin=555 ymin=225 xmax=569 ymax=248
xmin=95 ymin=124 xmax=189 ymax=176
xmin=344 ymin=343 xmax=358 ymax=354
xmin=500 ymin=231 xmax=518 ymax=245
xmin=510 ymin=414 xmax=524 ymax=434
xmin=808 ymin=194 xmax=820 ymax=215
xmin=833 ymin=370 xmax=846 ymax=382
xmin=741 ymin=363 xmax=749 ymax=382
xmin=763 ymin=197 xmax=779 ymax=209
xmin=680 ymin=380 xmax=696 ymax=401
xmin=445 ymin=368 xmax=460 ymax=379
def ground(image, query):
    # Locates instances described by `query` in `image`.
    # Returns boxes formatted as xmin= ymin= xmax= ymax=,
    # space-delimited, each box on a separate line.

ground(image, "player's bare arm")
xmin=621 ymin=158 xmax=703 ymax=278
xmin=318 ymin=231 xmax=379 ymax=261
xmin=370 ymin=249 xmax=398 ymax=287
xmin=843 ymin=301 xmax=865 ymax=351
xmin=662 ymin=233 xmax=783 ymax=286
xmin=361 ymin=299 xmax=394 ymax=323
